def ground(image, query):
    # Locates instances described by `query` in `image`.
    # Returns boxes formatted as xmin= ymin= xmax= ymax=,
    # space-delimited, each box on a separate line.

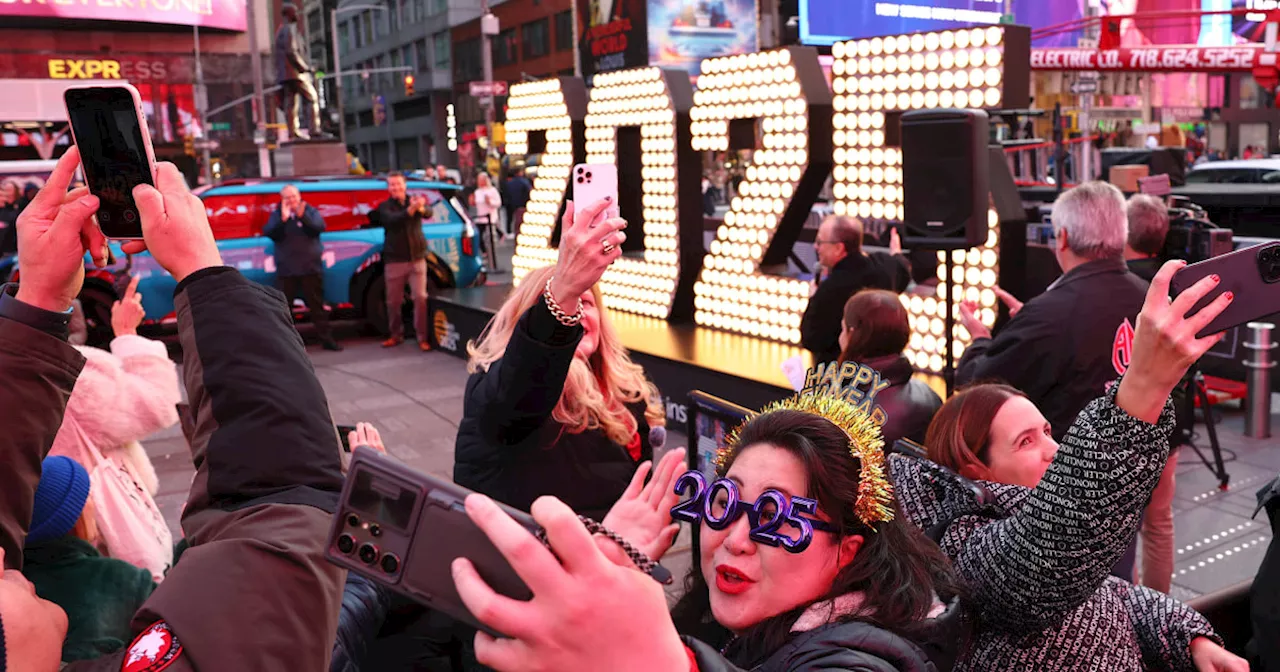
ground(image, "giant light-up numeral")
xmin=691 ymin=47 xmax=834 ymax=343
xmin=508 ymin=77 xmax=586 ymax=284
xmin=832 ymin=26 xmax=1026 ymax=374
xmin=585 ymin=67 xmax=697 ymax=319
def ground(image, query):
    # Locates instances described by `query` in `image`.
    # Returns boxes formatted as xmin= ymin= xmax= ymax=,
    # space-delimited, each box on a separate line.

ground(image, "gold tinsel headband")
xmin=717 ymin=390 xmax=895 ymax=531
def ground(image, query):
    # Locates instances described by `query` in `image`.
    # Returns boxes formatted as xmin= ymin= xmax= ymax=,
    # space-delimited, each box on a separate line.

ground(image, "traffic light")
xmin=183 ymin=134 xmax=195 ymax=156
xmin=404 ymin=74 xmax=415 ymax=97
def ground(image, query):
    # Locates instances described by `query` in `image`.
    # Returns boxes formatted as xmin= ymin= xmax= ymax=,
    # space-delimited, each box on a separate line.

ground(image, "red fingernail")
xmin=1211 ymin=274 xmax=1220 ymax=282
xmin=1225 ymin=291 xmax=1234 ymax=301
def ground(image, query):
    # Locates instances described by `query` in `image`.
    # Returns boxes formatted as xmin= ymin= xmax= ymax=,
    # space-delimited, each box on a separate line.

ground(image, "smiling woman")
xmin=668 ymin=398 xmax=965 ymax=670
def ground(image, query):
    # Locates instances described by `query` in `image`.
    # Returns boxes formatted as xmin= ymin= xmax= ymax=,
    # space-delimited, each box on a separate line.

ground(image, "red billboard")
xmin=0 ymin=0 xmax=246 ymax=31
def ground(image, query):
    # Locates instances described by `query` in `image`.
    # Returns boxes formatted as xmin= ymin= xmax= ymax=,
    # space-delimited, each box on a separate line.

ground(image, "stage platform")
xmin=427 ymin=285 xmax=805 ymax=424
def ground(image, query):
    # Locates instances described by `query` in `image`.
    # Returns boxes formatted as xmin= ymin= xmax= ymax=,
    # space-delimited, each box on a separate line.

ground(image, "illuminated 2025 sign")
xmin=507 ymin=26 xmax=1030 ymax=374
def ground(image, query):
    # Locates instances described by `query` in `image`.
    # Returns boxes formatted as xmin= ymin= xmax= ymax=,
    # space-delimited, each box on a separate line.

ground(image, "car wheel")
xmin=79 ymin=285 xmax=117 ymax=348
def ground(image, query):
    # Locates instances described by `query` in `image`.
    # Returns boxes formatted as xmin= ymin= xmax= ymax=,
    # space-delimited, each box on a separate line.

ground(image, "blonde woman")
xmin=454 ymin=197 xmax=665 ymax=521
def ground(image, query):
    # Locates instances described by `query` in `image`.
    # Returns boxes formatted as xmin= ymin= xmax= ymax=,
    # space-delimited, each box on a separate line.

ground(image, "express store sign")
xmin=0 ymin=54 xmax=188 ymax=83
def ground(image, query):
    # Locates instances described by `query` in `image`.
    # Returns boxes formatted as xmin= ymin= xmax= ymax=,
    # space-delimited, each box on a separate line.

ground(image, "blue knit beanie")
xmin=28 ymin=456 xmax=91 ymax=545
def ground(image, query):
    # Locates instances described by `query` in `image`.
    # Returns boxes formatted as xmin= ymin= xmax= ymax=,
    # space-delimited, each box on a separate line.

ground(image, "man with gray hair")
xmin=956 ymin=181 xmax=1149 ymax=443
xmin=1124 ymin=193 xmax=1170 ymax=282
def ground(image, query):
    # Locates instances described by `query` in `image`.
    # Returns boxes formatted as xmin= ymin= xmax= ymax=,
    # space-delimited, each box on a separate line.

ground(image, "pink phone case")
xmin=62 ymin=82 xmax=158 ymax=240
xmin=572 ymin=163 xmax=618 ymax=212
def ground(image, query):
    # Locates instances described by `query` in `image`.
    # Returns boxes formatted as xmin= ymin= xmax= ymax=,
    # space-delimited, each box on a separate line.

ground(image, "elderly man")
xmin=1124 ymin=194 xmax=1169 ymax=282
xmin=799 ymin=214 xmax=895 ymax=363
xmin=263 ymin=185 xmax=341 ymax=351
xmin=957 ymin=181 xmax=1148 ymax=440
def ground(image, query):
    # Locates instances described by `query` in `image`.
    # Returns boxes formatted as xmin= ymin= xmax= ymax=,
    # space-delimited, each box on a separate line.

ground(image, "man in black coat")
xmin=263 ymin=185 xmax=341 ymax=351
xmin=376 ymin=172 xmax=432 ymax=351
xmin=800 ymin=215 xmax=893 ymax=363
xmin=957 ymin=181 xmax=1148 ymax=441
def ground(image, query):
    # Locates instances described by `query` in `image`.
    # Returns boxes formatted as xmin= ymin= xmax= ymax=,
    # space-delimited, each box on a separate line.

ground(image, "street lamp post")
xmin=331 ymin=2 xmax=388 ymax=150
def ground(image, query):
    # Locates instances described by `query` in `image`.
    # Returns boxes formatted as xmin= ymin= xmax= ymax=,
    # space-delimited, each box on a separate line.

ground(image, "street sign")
xmin=373 ymin=94 xmax=386 ymax=126
xmin=194 ymin=139 xmax=220 ymax=151
xmin=469 ymin=81 xmax=508 ymax=98
xmin=210 ymin=122 xmax=232 ymax=132
xmin=1070 ymin=78 xmax=1099 ymax=94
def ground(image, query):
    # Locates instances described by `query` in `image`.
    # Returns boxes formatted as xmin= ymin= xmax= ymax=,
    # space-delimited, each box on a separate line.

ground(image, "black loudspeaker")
xmin=902 ymin=109 xmax=990 ymax=250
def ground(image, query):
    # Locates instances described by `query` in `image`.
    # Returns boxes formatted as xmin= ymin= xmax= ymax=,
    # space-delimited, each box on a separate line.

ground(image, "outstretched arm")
xmin=98 ymin=163 xmax=345 ymax=671
xmin=0 ymin=147 xmax=100 ymax=570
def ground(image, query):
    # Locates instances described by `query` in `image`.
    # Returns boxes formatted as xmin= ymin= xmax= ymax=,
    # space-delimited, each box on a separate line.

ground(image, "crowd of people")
xmin=0 ymin=144 xmax=1270 ymax=672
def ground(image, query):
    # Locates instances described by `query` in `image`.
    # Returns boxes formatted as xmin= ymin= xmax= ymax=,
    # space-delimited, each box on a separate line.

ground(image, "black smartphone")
xmin=63 ymin=84 xmax=156 ymax=239
xmin=1170 ymin=242 xmax=1280 ymax=339
xmin=327 ymin=448 xmax=538 ymax=637
xmin=337 ymin=425 xmax=357 ymax=453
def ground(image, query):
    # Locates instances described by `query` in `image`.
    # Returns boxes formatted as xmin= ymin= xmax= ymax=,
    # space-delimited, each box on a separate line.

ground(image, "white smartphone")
xmin=571 ymin=163 xmax=618 ymax=212
xmin=63 ymin=83 xmax=158 ymax=239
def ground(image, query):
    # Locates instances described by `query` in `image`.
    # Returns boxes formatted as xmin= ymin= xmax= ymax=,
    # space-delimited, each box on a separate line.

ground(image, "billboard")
xmin=577 ymin=0 xmax=650 ymax=85
xmin=800 ymin=0 xmax=1085 ymax=46
xmin=0 ymin=0 xmax=247 ymax=31
xmin=647 ymin=0 xmax=758 ymax=76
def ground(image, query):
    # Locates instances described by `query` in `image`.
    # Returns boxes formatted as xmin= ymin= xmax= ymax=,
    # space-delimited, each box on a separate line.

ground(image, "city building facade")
xmin=450 ymin=0 xmax=574 ymax=170
xmin=334 ymin=0 xmax=481 ymax=172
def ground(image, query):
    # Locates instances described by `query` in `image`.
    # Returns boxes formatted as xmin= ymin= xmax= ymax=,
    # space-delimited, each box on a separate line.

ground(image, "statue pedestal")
xmin=275 ymin=140 xmax=348 ymax=177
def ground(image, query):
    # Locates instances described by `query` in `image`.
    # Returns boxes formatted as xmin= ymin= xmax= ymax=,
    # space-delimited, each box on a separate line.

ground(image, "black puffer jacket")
xmin=329 ymin=574 xmax=394 ymax=672
xmin=859 ymin=353 xmax=941 ymax=445
xmin=684 ymin=594 xmax=963 ymax=672
xmin=889 ymin=384 xmax=1220 ymax=671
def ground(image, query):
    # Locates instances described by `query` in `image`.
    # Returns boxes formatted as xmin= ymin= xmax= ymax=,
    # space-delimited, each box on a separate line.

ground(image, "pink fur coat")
xmin=48 ymin=334 xmax=181 ymax=580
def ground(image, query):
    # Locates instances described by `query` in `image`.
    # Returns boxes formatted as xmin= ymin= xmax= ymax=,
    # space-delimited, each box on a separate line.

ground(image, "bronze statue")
xmin=275 ymin=3 xmax=323 ymax=140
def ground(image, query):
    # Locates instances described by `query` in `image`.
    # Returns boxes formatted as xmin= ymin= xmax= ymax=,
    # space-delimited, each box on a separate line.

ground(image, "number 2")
xmin=670 ymin=470 xmax=708 ymax=524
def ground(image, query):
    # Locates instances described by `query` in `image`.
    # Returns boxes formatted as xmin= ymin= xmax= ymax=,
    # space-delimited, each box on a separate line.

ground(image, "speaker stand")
xmin=943 ymin=252 xmax=956 ymax=397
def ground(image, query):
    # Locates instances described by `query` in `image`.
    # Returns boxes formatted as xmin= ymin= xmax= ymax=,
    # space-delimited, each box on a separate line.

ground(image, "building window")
xmin=555 ymin=11 xmax=572 ymax=52
xmin=307 ymin=10 xmax=323 ymax=36
xmin=429 ymin=0 xmax=446 ymax=15
xmin=522 ymin=19 xmax=549 ymax=61
xmin=388 ymin=0 xmax=400 ymax=32
xmin=339 ymin=20 xmax=351 ymax=54
xmin=413 ymin=0 xmax=425 ymax=22
xmin=456 ymin=38 xmax=481 ymax=82
xmin=311 ymin=45 xmax=327 ymax=71
xmin=434 ymin=32 xmax=450 ymax=68
xmin=492 ymin=28 xmax=518 ymax=67
xmin=416 ymin=39 xmax=429 ymax=73
xmin=402 ymin=45 xmax=415 ymax=73
xmin=362 ymin=12 xmax=373 ymax=45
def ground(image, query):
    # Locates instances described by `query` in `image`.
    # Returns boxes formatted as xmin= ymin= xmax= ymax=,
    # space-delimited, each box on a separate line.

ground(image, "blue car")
xmin=10 ymin=176 xmax=486 ymax=345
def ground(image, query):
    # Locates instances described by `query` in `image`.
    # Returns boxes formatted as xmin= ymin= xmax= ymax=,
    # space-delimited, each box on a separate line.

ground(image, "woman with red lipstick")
xmin=453 ymin=392 xmax=966 ymax=671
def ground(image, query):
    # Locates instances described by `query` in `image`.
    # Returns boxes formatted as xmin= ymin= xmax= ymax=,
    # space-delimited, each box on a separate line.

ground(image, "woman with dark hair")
xmin=452 ymin=393 xmax=965 ymax=671
xmin=885 ymin=262 xmax=1248 ymax=671
xmin=838 ymin=289 xmax=941 ymax=445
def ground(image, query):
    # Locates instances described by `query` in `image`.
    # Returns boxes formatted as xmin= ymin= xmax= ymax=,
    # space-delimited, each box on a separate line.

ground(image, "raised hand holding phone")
xmin=1116 ymin=260 xmax=1234 ymax=424
xmin=129 ymin=162 xmax=223 ymax=282
xmin=13 ymin=146 xmax=107 ymax=313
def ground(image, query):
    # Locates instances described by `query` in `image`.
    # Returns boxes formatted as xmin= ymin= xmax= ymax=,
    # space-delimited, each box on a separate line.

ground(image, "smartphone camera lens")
xmin=336 ymin=534 xmax=355 ymax=555
xmin=369 ymin=524 xmax=382 ymax=538
xmin=380 ymin=553 xmax=401 ymax=574
xmin=576 ymin=176 xmax=583 ymax=183
xmin=358 ymin=543 xmax=378 ymax=565
xmin=346 ymin=514 xmax=361 ymax=527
